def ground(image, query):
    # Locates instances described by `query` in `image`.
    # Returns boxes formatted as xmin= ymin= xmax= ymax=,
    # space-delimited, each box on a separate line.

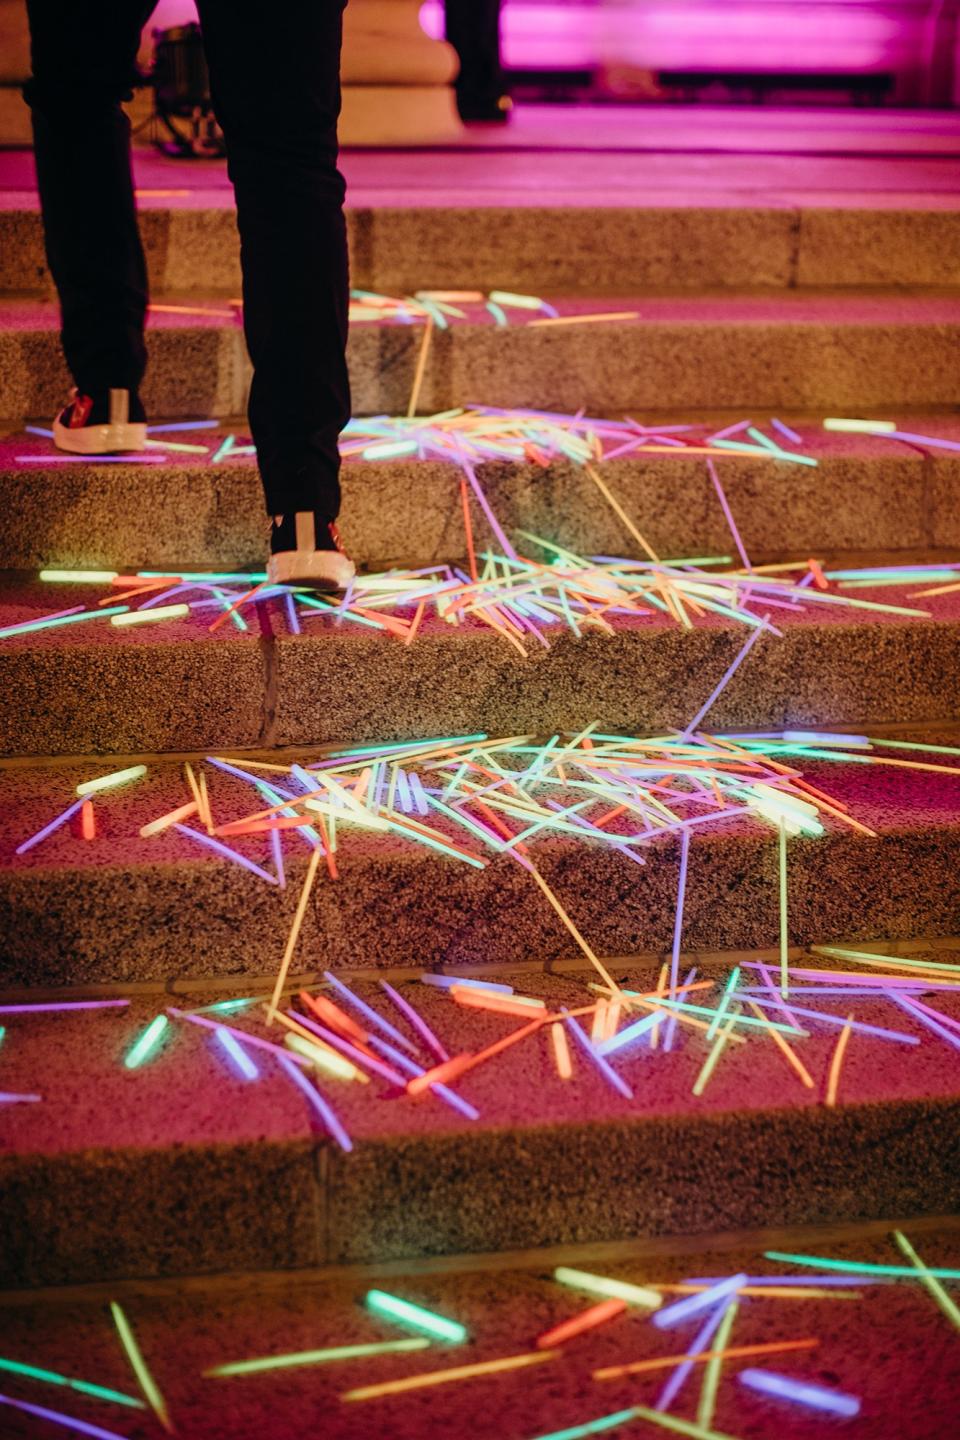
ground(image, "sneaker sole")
xmin=53 ymin=421 xmax=148 ymax=455
xmin=267 ymin=549 xmax=356 ymax=594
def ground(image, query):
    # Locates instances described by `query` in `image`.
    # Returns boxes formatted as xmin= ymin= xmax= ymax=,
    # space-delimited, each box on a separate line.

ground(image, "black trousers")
xmin=445 ymin=0 xmax=504 ymax=113
xmin=24 ymin=1 xmax=350 ymax=520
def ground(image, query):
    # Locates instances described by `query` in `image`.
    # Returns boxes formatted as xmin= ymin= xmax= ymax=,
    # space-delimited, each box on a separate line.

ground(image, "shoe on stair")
xmin=267 ymin=512 xmax=356 ymax=594
xmin=53 ymin=388 xmax=147 ymax=454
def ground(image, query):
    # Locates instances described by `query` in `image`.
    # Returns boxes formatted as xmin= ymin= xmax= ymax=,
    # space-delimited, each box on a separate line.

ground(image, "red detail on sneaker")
xmin=328 ymin=522 xmax=346 ymax=554
xmin=69 ymin=394 xmax=94 ymax=429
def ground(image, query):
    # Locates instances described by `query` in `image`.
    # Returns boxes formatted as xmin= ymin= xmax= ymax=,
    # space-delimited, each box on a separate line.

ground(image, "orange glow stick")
xmin=80 ymin=800 xmax=96 ymax=841
xmin=342 ymin=1348 xmax=558 ymax=1401
xmin=528 ymin=862 xmax=620 ymax=994
xmin=450 ymin=986 xmax=547 ymax=1020
xmin=404 ymin=599 xmax=427 ymax=646
xmin=746 ymin=1000 xmax=814 ymax=1088
xmin=209 ymin=581 xmax=269 ymax=633
xmin=825 ymin=1015 xmax=853 ymax=1107
xmin=407 ymin=1054 xmax=473 ymax=1095
xmin=808 ymin=559 xmax=829 ymax=590
xmin=536 ymin=1299 xmax=626 ymax=1349
xmin=299 ymin=990 xmax=371 ymax=1049
xmin=267 ymin=847 xmax=322 ymax=1022
xmin=528 ymin=311 xmax=639 ymax=326
xmin=591 ymin=999 xmax=608 ymax=1044
xmin=314 ymin=811 xmax=338 ymax=880
xmin=551 ymin=1022 xmax=573 ymax=1079
xmin=407 ymin=314 xmax=434 ymax=418
xmin=140 ymin=800 xmax=199 ymax=838
xmin=593 ymin=1336 xmax=819 ymax=1381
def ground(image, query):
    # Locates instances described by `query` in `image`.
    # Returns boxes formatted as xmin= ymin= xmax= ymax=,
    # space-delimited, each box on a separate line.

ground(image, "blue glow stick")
xmin=654 ymin=1273 xmax=747 ymax=1329
xmin=25 ymin=424 xmax=55 ymax=437
xmin=564 ymin=1014 xmax=633 ymax=1099
xmin=0 ymin=1391 xmax=127 ymax=1439
xmin=215 ymin=1026 xmax=259 ymax=1080
xmin=895 ymin=994 xmax=960 ymax=1052
xmin=323 ymin=972 xmax=419 ymax=1052
xmin=739 ymin=1368 xmax=860 ymax=1417
xmin=421 ymin=975 xmax=514 ymax=994
xmin=16 ymin=796 xmax=86 ymax=855
xmin=0 ymin=605 xmax=128 ymax=639
xmin=655 ymin=1297 xmax=733 ymax=1412
xmin=746 ymin=996 xmax=919 ymax=1044
xmin=278 ymin=1055 xmax=352 ymax=1150
xmin=597 ymin=1012 xmax=658 ymax=1056
xmin=683 ymin=622 xmax=768 ymax=738
xmin=380 ymin=980 xmax=449 ymax=1061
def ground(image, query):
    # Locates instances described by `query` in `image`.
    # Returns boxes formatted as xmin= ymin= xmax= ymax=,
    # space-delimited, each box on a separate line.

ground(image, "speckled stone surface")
xmin=2 ymin=1224 xmax=960 ymax=1437
xmin=1 ymin=756 xmax=960 ymax=987
xmin=4 ymin=295 xmax=960 ymax=419
xmin=0 ymin=426 xmax=944 ymax=573
xmin=1 ymin=980 xmax=959 ymax=1284
xmin=797 ymin=208 xmax=960 ymax=287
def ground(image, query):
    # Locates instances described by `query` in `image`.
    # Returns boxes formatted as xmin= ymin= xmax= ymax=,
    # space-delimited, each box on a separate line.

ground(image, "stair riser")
xmin=3 ymin=1098 xmax=956 ymax=1287
xmin=4 ymin=207 xmax=960 ymax=295
xmin=3 ymin=824 xmax=959 ymax=988
xmin=5 ymin=319 xmax=960 ymax=420
xmin=1 ymin=451 xmax=955 ymax=572
xmin=2 ymin=618 xmax=959 ymax=757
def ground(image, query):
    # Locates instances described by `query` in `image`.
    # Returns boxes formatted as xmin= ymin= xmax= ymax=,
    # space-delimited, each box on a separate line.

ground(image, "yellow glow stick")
xmin=893 ymin=1230 xmax=960 ymax=1330
xmin=342 ymin=1348 xmax=557 ymax=1401
xmin=825 ymin=1015 xmax=853 ymax=1107
xmin=140 ymin=801 xmax=199 ymax=838
xmin=40 ymin=569 xmax=118 ymax=583
xmin=111 ymin=604 xmax=189 ymax=627
xmin=696 ymin=1300 xmax=737 ymax=1430
xmin=746 ymin=1000 xmax=814 ymax=1088
xmin=283 ymin=1030 xmax=365 ymax=1082
xmin=268 ymin=847 xmax=322 ymax=1023
xmin=407 ymin=314 xmax=434 ymax=418
xmin=584 ymin=462 xmax=659 ymax=562
xmin=76 ymin=764 xmax=146 ymax=797
xmin=550 ymin=1023 xmax=573 ymax=1079
xmin=110 ymin=1302 xmax=174 ymax=1433
xmin=528 ymin=862 xmax=620 ymax=994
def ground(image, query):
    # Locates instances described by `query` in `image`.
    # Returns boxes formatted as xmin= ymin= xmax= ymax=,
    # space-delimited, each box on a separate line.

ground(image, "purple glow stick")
xmin=707 ymin=457 xmax=751 ymax=572
xmin=664 ymin=830 xmax=691 ymax=1051
xmin=771 ymin=418 xmax=803 ymax=445
xmin=269 ymin=824 xmax=285 ymax=888
xmin=757 ymin=961 xmax=802 ymax=1032
xmin=25 ymin=425 xmax=54 ymax=437
xmin=173 ymin=824 xmax=280 ymax=884
xmin=905 ymin=996 xmax=960 ymax=1030
xmin=655 ymin=1296 xmax=734 ymax=1412
xmin=380 ymin=980 xmax=450 ymax=1061
xmin=746 ymin=995 xmax=919 ymax=1043
xmin=886 ymin=430 xmax=960 ymax=452
xmin=707 ymin=419 xmax=751 ymax=442
xmin=685 ymin=1273 xmax=886 ymax=1287
xmin=290 ymin=1010 xmax=407 ymax=1086
xmin=368 ymin=1035 xmax=479 ymax=1119
xmin=0 ymin=999 xmax=128 ymax=1014
xmin=169 ymin=1007 xmax=311 ymax=1065
xmin=739 ymin=1369 xmax=860 ymax=1418
xmin=15 ymin=795 xmax=86 ymax=854
xmin=654 ymin=1272 xmax=747 ymax=1329
xmin=894 ymin=994 xmax=960 ymax=1052
xmin=0 ymin=1092 xmax=42 ymax=1103
xmin=0 ymin=1391 xmax=126 ymax=1440
xmin=147 ymin=419 xmax=219 ymax=433
xmin=563 ymin=1013 xmax=633 ymax=1099
xmin=460 ymin=457 xmax=518 ymax=559
xmin=15 ymin=454 xmax=167 ymax=464
xmin=278 ymin=1055 xmax=352 ymax=1151
xmin=323 ymin=972 xmax=418 ymax=1052
xmin=284 ymin=592 xmax=301 ymax=635
xmin=682 ymin=620 xmax=769 ymax=738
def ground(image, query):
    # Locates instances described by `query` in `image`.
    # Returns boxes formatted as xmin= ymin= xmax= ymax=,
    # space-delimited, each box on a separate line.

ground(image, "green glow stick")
xmin=764 ymin=1251 xmax=960 ymax=1279
xmin=696 ymin=1301 xmax=737 ymax=1430
xmin=554 ymin=1267 xmax=661 ymax=1310
xmin=692 ymin=1010 xmax=738 ymax=1097
xmin=823 ymin=417 xmax=897 ymax=434
xmin=39 ymin=569 xmax=118 ymax=583
xmin=204 ymin=1337 xmax=429 ymax=1377
xmin=706 ymin=968 xmax=739 ymax=1041
xmin=630 ymin=1407 xmax=737 ymax=1440
xmin=111 ymin=604 xmax=189 ymax=627
xmin=110 ymin=1302 xmax=173 ymax=1432
xmin=123 ymin=1015 xmax=169 ymax=1070
xmin=0 ymin=1355 xmax=144 ymax=1408
xmin=811 ymin=946 xmax=960 ymax=974
xmin=0 ymin=605 xmax=128 ymax=639
xmin=77 ymin=764 xmax=147 ymax=797
xmin=366 ymin=1289 xmax=468 ymax=1343
xmin=893 ymin=1231 xmax=960 ymax=1328
xmin=489 ymin=291 xmax=545 ymax=310
xmin=532 ymin=1409 xmax=639 ymax=1440
xmin=139 ymin=571 xmax=267 ymax=582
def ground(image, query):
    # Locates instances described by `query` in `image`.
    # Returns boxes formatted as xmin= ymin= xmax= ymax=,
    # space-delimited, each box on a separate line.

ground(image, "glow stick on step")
xmin=283 ymin=1030 xmax=361 ymax=1083
xmin=595 ymin=1337 xmax=818 ymax=1381
xmin=174 ymin=825 xmax=280 ymax=885
xmin=739 ymin=1369 xmax=860 ymax=1417
xmin=16 ymin=797 xmax=86 ymax=854
xmin=551 ymin=1021 xmax=573 ymax=1077
xmin=278 ymin=1054 xmax=353 ymax=1149
xmin=366 ymin=1289 xmax=468 ymax=1343
xmin=214 ymin=1026 xmax=259 ymax=1080
xmin=529 ymin=1408 xmax=640 ymax=1440
xmin=124 ymin=1015 xmax=169 ymax=1070
xmin=204 ymin=1338 xmax=429 ymax=1378
xmin=535 ymin=1298 xmax=626 ymax=1350
xmin=380 ymin=981 xmax=449 ymax=1061
xmin=80 ymin=800 xmax=96 ymax=841
xmin=111 ymin=604 xmax=189 ymax=627
xmin=325 ymin=972 xmax=418 ymax=1052
xmin=267 ymin=847 xmax=322 ymax=1022
xmin=110 ymin=1302 xmax=174 ymax=1433
xmin=554 ymin=1267 xmax=661 ymax=1310
xmin=745 ymin=1001 xmax=814 ymax=1088
xmin=823 ymin=417 xmax=896 ymax=434
xmin=211 ymin=434 xmax=236 ymax=463
xmin=564 ymin=1014 xmax=632 ymax=1099
xmin=292 ymin=1011 xmax=406 ymax=1086
xmin=0 ymin=1392 xmax=128 ymax=1440
xmin=528 ymin=864 xmax=620 ymax=994
xmin=706 ymin=458 xmax=751 ymax=572
xmin=0 ymin=1355 xmax=143 ymax=1408
xmin=140 ymin=801 xmax=199 ymax=838
xmin=655 ymin=1274 xmax=747 ymax=1330
xmin=407 ymin=314 xmax=434 ymax=418
xmin=763 ymin=1251 xmax=960 ymax=1279
xmin=169 ymin=1008 xmax=310 ymax=1067
xmin=665 ymin=829 xmax=691 ymax=1051
xmin=771 ymin=418 xmax=803 ymax=445
xmin=342 ymin=1349 xmax=558 ymax=1402
xmin=76 ymin=764 xmax=147 ymax=797
xmin=824 ymin=1016 xmax=853 ymax=1107
xmin=696 ymin=1301 xmax=738 ymax=1431
xmin=655 ymin=1297 xmax=734 ymax=1414
xmin=0 ymin=1092 xmax=42 ymax=1103
xmin=893 ymin=1230 xmax=960 ymax=1329
xmin=778 ymin=820 xmax=789 ymax=996
xmin=682 ymin=621 xmax=768 ymax=738
xmin=39 ymin=569 xmax=118 ymax=583
xmin=0 ymin=999 xmax=128 ymax=1014
xmin=706 ymin=967 xmax=739 ymax=1041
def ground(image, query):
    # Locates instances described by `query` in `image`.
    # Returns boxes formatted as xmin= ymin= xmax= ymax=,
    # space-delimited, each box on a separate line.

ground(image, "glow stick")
xmin=124 ymin=1015 xmax=169 ymax=1069
xmin=366 ymin=1289 xmax=468 ymax=1343
xmin=597 ymin=1011 xmax=658 ymax=1056
xmin=771 ymin=418 xmax=802 ymax=444
xmin=893 ymin=1230 xmax=960 ymax=1329
xmin=278 ymin=1055 xmax=352 ymax=1149
xmin=369 ymin=1035 xmax=478 ymax=1118
xmin=655 ymin=1274 xmax=746 ymax=1329
xmin=110 ymin=1302 xmax=173 ymax=1432
xmin=407 ymin=314 xmax=434 ymax=418
xmin=583 ymin=462 xmax=659 ymax=561
xmin=214 ymin=1026 xmax=259 ymax=1080
xmin=380 ymin=980 xmax=449 ymax=1061
xmin=16 ymin=454 xmax=165 ymax=464
xmin=706 ymin=458 xmax=751 ymax=571
xmin=529 ymin=1409 xmax=639 ymax=1440
xmin=110 ymin=604 xmax=189 ymax=627
xmin=811 ymin=944 xmax=960 ymax=974
xmin=745 ymin=1001 xmax=814 ymax=1088
xmin=551 ymin=1022 xmax=573 ymax=1078
xmin=823 ymin=417 xmax=896 ymax=434
xmin=324 ymin=972 xmax=418 ymax=1052
xmin=896 ymin=995 xmax=960 ymax=1052
xmin=140 ymin=801 xmax=198 ymax=837
xmin=267 ymin=847 xmax=321 ymax=1022
xmin=420 ymin=975 xmax=514 ymax=994
xmin=16 ymin=797 xmax=86 ymax=854
xmin=0 ymin=1392 xmax=128 ymax=1440
xmin=40 ymin=569 xmax=117 ymax=583
xmin=691 ymin=1011 xmax=738 ymax=1097
xmin=292 ymin=1011 xmax=406 ymax=1085
xmin=0 ymin=1092 xmax=42 ymax=1102
xmin=529 ymin=864 xmax=620 ymax=993
xmin=554 ymin=1267 xmax=661 ymax=1310
xmin=0 ymin=999 xmax=128 ymax=1014
xmin=452 ymin=986 xmax=545 ymax=1018
xmin=0 ymin=1355 xmax=142 ymax=1407
xmin=764 ymin=1251 xmax=960 ymax=1279
xmin=739 ymin=1369 xmax=859 ymax=1417
xmin=204 ymin=1337 xmax=429 ymax=1377
xmin=594 ymin=1337 xmax=819 ymax=1380
xmin=778 ymin=821 xmax=789 ymax=996
xmin=342 ymin=1348 xmax=557 ymax=1401
xmin=283 ymin=1031 xmax=360 ymax=1083
xmin=630 ymin=1408 xmax=738 ymax=1440
xmin=536 ymin=1298 xmax=626 ymax=1349
xmin=76 ymin=764 xmax=147 ymax=797
xmin=683 ymin=622 xmax=768 ymax=738
xmin=748 ymin=996 xmax=914 ymax=1043
xmin=564 ymin=1014 xmax=632 ymax=1099
xmin=80 ymin=800 xmax=96 ymax=841
xmin=528 ymin=311 xmax=638 ymax=326
xmin=706 ymin=967 xmax=739 ymax=1041
xmin=169 ymin=1008 xmax=310 ymax=1067
xmin=655 ymin=1298 xmax=734 ymax=1413
xmin=174 ymin=825 xmax=280 ymax=885
xmin=696 ymin=1301 xmax=737 ymax=1431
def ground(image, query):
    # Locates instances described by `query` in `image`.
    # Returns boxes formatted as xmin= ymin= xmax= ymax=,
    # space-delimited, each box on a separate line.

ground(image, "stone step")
xmin=1 ymin=1215 xmax=958 ymax=1434
xmin=3 ymin=294 xmax=960 ymax=420
xmin=3 ymin=425 xmax=960 ymax=573
xmin=2 ymin=752 xmax=960 ymax=989
xmin=4 ymin=199 xmax=960 ymax=295
xmin=3 ymin=571 xmax=960 ymax=757
xmin=2 ymin=975 xmax=958 ymax=1287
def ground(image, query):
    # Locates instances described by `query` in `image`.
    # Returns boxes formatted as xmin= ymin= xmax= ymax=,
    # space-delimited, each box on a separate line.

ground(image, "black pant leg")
xmin=24 ymin=1 xmax=154 ymax=395
xmin=445 ymin=0 xmax=505 ymax=113
xmin=195 ymin=0 xmax=350 ymax=521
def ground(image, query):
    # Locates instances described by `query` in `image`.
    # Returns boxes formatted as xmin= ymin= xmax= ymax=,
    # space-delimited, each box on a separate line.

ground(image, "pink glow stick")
xmin=0 ymin=999 xmax=129 ymax=1014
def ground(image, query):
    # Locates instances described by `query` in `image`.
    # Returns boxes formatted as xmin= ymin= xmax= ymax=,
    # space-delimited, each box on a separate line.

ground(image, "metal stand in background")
xmin=146 ymin=23 xmax=225 ymax=159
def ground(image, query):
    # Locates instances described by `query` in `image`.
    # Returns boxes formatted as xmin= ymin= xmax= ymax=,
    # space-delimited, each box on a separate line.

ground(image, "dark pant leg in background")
xmin=444 ymin=0 xmax=505 ymax=118
xmin=196 ymin=0 xmax=350 ymax=522
xmin=24 ymin=0 xmax=154 ymax=397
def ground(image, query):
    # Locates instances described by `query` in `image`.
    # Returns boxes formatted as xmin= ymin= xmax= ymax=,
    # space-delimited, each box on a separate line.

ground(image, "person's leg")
xmin=444 ymin=0 xmax=509 ymax=122
xmin=195 ymin=0 xmax=350 ymax=532
xmin=24 ymin=1 xmax=154 ymax=401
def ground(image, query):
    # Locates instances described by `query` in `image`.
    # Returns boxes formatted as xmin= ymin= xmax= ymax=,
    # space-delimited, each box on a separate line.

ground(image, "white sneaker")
xmin=53 ymin=388 xmax=148 ymax=454
xmin=267 ymin=512 xmax=356 ymax=594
